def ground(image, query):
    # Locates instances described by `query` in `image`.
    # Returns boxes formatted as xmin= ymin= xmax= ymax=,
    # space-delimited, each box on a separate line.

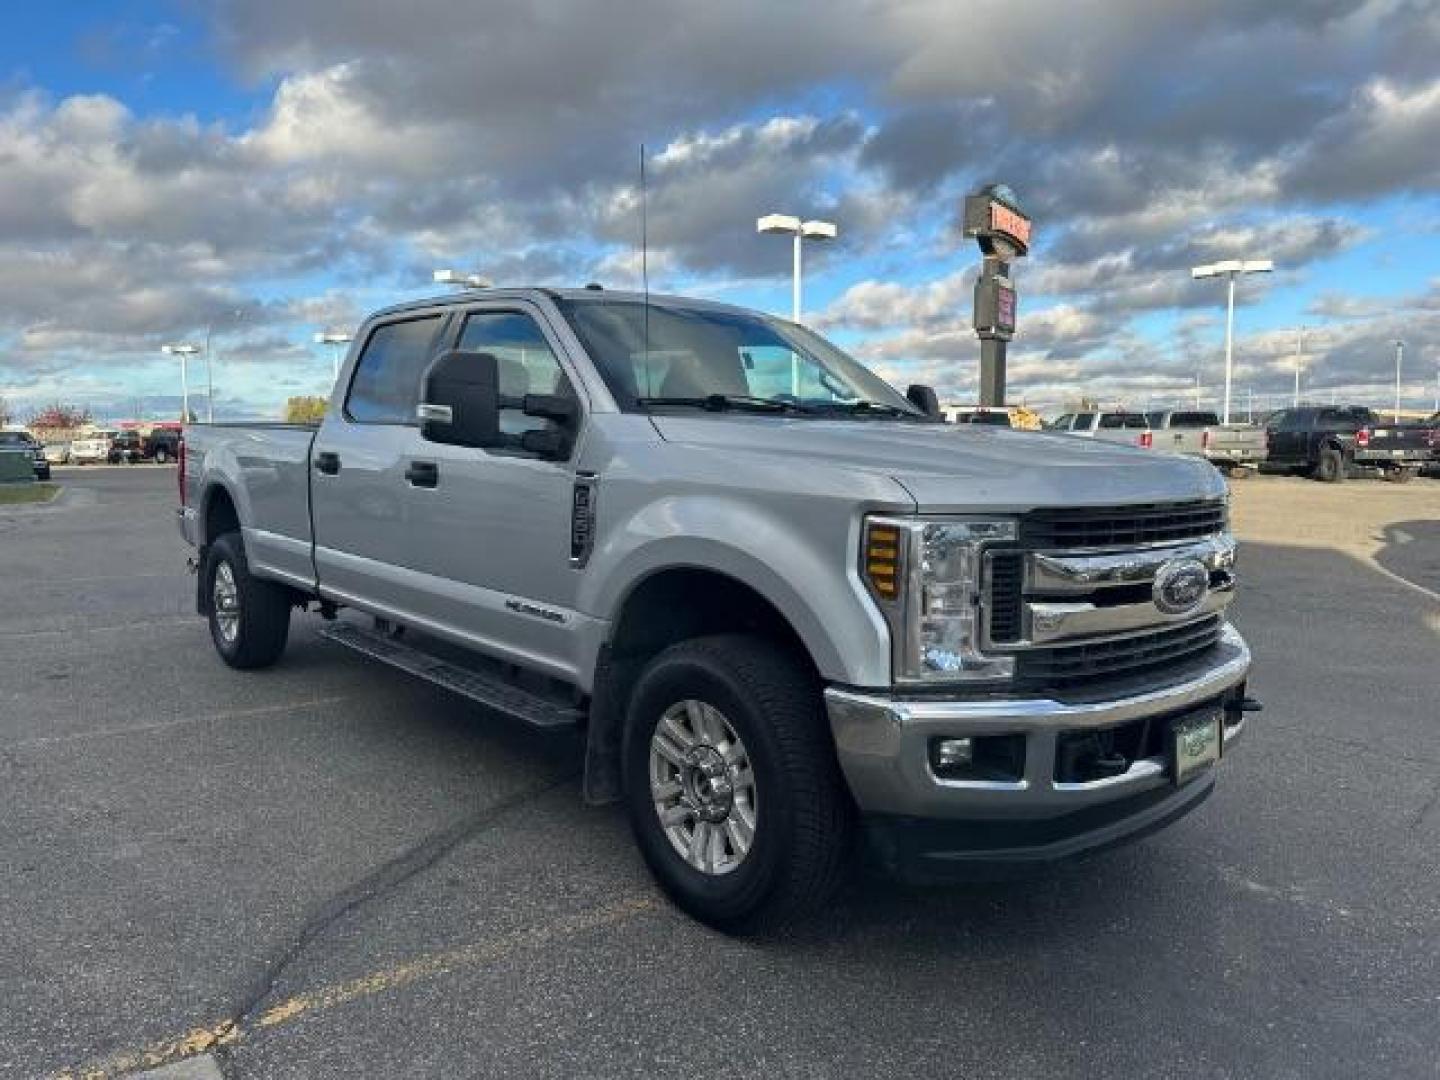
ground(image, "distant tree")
xmin=28 ymin=403 xmax=93 ymax=430
xmin=283 ymin=396 xmax=329 ymax=424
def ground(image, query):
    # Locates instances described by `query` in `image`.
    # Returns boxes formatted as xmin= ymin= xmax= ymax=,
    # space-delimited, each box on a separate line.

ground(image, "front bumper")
xmin=825 ymin=624 xmax=1251 ymax=869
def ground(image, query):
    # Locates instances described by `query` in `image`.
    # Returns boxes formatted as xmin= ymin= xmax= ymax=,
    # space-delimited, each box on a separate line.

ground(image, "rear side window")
xmin=1099 ymin=413 xmax=1148 ymax=429
xmin=345 ymin=316 xmax=443 ymax=424
xmin=1169 ymin=411 xmax=1218 ymax=428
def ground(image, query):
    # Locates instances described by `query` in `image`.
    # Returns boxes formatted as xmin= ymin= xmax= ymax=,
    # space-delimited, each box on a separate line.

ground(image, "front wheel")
xmin=623 ymin=635 xmax=853 ymax=934
xmin=203 ymin=532 xmax=292 ymax=669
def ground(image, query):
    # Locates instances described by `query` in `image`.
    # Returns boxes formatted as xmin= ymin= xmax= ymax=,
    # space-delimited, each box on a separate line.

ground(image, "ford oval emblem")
xmin=1153 ymin=558 xmax=1210 ymax=616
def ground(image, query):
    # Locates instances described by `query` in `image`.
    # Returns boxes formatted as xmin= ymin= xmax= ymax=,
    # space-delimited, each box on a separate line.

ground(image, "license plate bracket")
xmin=1171 ymin=708 xmax=1222 ymax=785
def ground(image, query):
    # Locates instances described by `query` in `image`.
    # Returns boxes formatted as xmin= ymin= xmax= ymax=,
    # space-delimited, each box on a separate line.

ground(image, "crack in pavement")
xmin=54 ymin=770 xmax=580 ymax=1079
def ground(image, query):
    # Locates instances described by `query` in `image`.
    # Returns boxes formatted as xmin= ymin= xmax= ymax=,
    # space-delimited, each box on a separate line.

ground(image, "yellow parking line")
xmin=52 ymin=895 xmax=655 ymax=1079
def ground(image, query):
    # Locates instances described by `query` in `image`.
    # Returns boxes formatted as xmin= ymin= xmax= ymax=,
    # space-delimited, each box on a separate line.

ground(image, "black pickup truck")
xmin=1264 ymin=405 xmax=1431 ymax=482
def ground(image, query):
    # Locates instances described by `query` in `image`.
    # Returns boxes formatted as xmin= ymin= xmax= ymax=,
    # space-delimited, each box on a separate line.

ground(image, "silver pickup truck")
xmin=178 ymin=287 xmax=1256 ymax=931
xmin=1146 ymin=410 xmax=1268 ymax=475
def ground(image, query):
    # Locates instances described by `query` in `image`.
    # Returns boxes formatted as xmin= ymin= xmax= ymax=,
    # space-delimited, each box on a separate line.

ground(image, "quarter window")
xmin=346 ymin=316 xmax=443 ymax=424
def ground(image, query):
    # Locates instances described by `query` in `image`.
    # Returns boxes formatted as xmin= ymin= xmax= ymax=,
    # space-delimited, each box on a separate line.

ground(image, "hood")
xmin=650 ymin=415 xmax=1227 ymax=512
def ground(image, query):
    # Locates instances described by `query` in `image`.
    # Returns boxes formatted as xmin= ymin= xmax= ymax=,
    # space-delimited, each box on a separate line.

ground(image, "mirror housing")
xmin=419 ymin=350 xmax=504 ymax=447
xmin=906 ymin=383 xmax=942 ymax=419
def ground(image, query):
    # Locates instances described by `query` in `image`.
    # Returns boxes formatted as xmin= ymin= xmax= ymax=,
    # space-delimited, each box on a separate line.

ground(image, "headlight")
xmin=863 ymin=516 xmax=1016 ymax=684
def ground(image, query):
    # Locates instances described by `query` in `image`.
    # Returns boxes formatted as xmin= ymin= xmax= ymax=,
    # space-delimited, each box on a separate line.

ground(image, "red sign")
xmin=990 ymin=203 xmax=1032 ymax=249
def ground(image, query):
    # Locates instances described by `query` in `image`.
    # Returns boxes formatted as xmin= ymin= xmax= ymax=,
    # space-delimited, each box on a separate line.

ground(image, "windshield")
xmin=555 ymin=298 xmax=922 ymax=417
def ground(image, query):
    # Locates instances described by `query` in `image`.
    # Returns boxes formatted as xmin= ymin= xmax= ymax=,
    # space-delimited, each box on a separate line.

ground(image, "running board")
xmin=318 ymin=621 xmax=583 ymax=729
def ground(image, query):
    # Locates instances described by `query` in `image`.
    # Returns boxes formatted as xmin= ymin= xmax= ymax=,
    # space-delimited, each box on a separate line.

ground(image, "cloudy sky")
xmin=1 ymin=0 xmax=1438 ymax=421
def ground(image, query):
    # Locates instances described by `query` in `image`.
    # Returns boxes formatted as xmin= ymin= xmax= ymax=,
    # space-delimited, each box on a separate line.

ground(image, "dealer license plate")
xmin=1172 ymin=710 xmax=1221 ymax=784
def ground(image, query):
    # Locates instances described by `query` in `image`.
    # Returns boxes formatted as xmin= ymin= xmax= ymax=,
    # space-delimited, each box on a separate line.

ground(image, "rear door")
xmin=311 ymin=310 xmax=449 ymax=612
xmin=1264 ymin=409 xmax=1302 ymax=462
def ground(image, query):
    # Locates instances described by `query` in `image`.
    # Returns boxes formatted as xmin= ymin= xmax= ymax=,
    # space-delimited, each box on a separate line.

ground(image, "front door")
xmin=400 ymin=301 xmax=589 ymax=683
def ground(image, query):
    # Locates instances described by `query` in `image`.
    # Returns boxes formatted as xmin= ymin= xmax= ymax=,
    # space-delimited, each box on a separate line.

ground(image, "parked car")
xmin=943 ymin=405 xmax=1043 ymax=430
xmin=1264 ymin=405 xmax=1432 ymax=482
xmin=1051 ymin=410 xmax=1154 ymax=449
xmin=0 ymin=429 xmax=50 ymax=480
xmin=179 ymin=287 xmax=1255 ymax=931
xmin=42 ymin=441 xmax=71 ymax=465
xmin=1145 ymin=410 xmax=1268 ymax=476
xmin=108 ymin=431 xmax=144 ymax=464
xmin=70 ymin=429 xmax=118 ymax=464
xmin=947 ymin=407 xmax=1013 ymax=427
xmin=143 ymin=428 xmax=182 ymax=464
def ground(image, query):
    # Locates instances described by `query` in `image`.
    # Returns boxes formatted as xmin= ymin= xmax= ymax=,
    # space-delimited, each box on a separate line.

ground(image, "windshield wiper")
xmin=636 ymin=394 xmax=807 ymax=414
xmin=810 ymin=399 xmax=922 ymax=419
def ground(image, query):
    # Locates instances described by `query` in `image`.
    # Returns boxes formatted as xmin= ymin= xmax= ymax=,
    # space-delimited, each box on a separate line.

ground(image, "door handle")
xmin=314 ymin=451 xmax=340 ymax=475
xmin=405 ymin=460 xmax=439 ymax=488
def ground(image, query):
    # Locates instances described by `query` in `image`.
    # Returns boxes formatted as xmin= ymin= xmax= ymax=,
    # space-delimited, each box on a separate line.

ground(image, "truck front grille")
xmin=1019 ymin=500 xmax=1226 ymax=549
xmin=1014 ymin=617 xmax=1223 ymax=690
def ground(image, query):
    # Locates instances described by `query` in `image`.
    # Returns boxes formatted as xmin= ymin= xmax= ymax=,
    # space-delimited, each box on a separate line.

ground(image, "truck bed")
xmin=182 ymin=422 xmax=319 ymax=590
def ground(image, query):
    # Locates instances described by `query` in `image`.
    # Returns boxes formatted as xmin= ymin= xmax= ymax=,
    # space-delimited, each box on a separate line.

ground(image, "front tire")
xmin=203 ymin=532 xmax=292 ymax=669
xmin=1314 ymin=446 xmax=1346 ymax=483
xmin=622 ymin=635 xmax=853 ymax=934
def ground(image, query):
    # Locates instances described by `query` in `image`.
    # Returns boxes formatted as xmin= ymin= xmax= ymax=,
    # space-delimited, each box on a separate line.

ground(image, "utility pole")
xmin=1293 ymin=327 xmax=1305 ymax=407
xmin=1394 ymin=340 xmax=1404 ymax=423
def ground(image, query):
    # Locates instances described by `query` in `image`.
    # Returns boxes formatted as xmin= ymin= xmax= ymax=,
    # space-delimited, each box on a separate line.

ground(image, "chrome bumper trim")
xmin=825 ymin=624 xmax=1251 ymax=819
xmin=1027 ymin=534 xmax=1236 ymax=595
xmin=1027 ymin=582 xmax=1233 ymax=645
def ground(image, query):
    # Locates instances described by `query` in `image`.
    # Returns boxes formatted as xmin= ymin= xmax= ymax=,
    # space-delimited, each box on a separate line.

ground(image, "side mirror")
xmin=906 ymin=383 xmax=942 ymax=418
xmin=419 ymin=350 xmax=503 ymax=447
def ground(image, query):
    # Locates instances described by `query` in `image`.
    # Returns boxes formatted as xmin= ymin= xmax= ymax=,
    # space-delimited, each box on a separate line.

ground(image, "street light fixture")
xmin=314 ymin=331 xmax=353 ymax=381
xmin=433 ymin=269 xmax=492 ymax=289
xmin=756 ymin=213 xmax=838 ymax=323
xmin=161 ymin=343 xmax=200 ymax=422
xmin=1191 ymin=258 xmax=1273 ymax=424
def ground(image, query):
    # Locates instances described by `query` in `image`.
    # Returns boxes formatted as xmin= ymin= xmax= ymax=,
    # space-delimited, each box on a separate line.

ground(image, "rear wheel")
xmin=1384 ymin=467 xmax=1417 ymax=484
xmin=154 ymin=446 xmax=169 ymax=465
xmin=622 ymin=635 xmax=853 ymax=933
xmin=1314 ymin=446 xmax=1346 ymax=483
xmin=203 ymin=532 xmax=292 ymax=669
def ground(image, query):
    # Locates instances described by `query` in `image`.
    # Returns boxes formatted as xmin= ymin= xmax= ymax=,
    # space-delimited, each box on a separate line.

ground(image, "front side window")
xmin=555 ymin=298 xmax=920 ymax=417
xmin=457 ymin=310 xmax=573 ymax=436
xmin=346 ymin=315 xmax=443 ymax=424
xmin=1072 ymin=412 xmax=1097 ymax=429
xmin=1050 ymin=414 xmax=1074 ymax=430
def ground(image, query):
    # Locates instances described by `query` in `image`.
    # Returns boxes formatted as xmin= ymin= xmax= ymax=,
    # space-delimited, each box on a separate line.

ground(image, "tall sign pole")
xmin=963 ymin=184 xmax=1032 ymax=407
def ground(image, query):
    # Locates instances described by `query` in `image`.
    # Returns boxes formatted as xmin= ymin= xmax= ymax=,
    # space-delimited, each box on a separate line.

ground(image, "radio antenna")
xmin=640 ymin=144 xmax=651 ymax=385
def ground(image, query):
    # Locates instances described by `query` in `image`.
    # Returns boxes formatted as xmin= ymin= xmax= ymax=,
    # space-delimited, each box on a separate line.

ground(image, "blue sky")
xmin=1 ymin=0 xmax=1438 ymax=423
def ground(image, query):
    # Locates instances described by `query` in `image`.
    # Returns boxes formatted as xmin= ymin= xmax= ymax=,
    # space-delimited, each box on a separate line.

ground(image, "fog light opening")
xmin=928 ymin=734 xmax=1025 ymax=782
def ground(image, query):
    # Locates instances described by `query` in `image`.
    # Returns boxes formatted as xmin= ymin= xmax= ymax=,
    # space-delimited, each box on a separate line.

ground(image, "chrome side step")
xmin=318 ymin=620 xmax=583 ymax=730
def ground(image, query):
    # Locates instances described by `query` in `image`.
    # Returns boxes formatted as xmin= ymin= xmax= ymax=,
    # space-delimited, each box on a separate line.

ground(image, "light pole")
xmin=1394 ymin=339 xmax=1404 ymax=422
xmin=314 ymin=332 xmax=353 ymax=382
xmin=161 ymin=343 xmax=200 ymax=423
xmin=756 ymin=214 xmax=837 ymax=324
xmin=433 ymin=269 xmax=492 ymax=289
xmin=1291 ymin=327 xmax=1307 ymax=407
xmin=1191 ymin=259 xmax=1273 ymax=425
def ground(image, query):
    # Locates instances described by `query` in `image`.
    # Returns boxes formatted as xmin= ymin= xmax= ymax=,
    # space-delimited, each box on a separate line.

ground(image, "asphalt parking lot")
xmin=3 ymin=467 xmax=1437 ymax=1079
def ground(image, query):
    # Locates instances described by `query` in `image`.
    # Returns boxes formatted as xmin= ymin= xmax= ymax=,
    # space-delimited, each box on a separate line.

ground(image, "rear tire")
xmin=203 ymin=532 xmax=292 ymax=669
xmin=154 ymin=447 xmax=169 ymax=465
xmin=622 ymin=635 xmax=853 ymax=934
xmin=1314 ymin=446 xmax=1345 ymax=483
xmin=1385 ymin=467 xmax=1416 ymax=484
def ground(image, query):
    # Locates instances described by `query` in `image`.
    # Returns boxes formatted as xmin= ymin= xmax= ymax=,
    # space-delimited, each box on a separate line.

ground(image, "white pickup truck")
xmin=178 ymin=287 xmax=1257 ymax=931
xmin=1146 ymin=410 xmax=1268 ymax=475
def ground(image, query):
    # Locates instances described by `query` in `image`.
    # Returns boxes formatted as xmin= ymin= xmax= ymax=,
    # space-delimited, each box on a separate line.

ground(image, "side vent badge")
xmin=571 ymin=473 xmax=598 ymax=567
